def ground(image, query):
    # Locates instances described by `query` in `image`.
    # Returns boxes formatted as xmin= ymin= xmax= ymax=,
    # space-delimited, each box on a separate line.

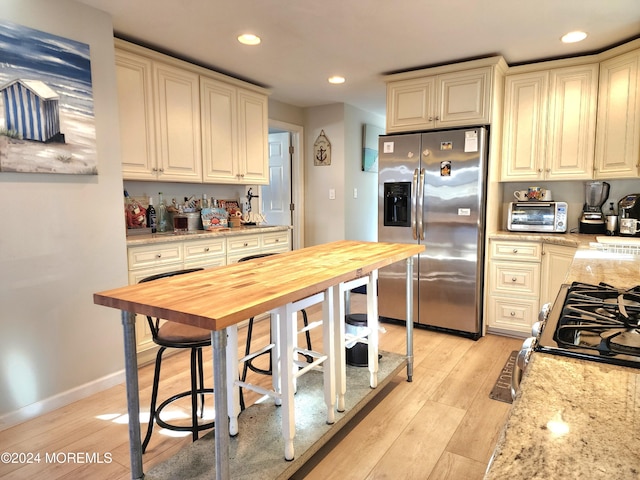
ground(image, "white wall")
xmin=303 ymin=103 xmax=384 ymax=246
xmin=344 ymin=104 xmax=384 ymax=242
xmin=0 ymin=0 xmax=127 ymax=426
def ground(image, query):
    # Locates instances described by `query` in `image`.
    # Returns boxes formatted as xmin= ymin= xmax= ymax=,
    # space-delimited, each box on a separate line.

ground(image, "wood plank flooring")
xmin=0 ymin=294 xmax=522 ymax=480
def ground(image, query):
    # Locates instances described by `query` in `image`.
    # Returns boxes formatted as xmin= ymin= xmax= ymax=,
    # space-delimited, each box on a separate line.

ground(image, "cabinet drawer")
xmin=487 ymin=296 xmax=539 ymax=334
xmin=227 ymin=234 xmax=261 ymax=252
xmin=490 ymin=240 xmax=541 ymax=261
xmin=127 ymin=243 xmax=183 ymax=270
xmin=261 ymin=231 xmax=290 ymax=251
xmin=184 ymin=237 xmax=226 ymax=263
xmin=490 ymin=261 xmax=540 ymax=296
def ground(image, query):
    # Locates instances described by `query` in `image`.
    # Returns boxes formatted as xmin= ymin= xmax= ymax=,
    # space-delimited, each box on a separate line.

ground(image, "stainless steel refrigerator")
xmin=378 ymin=127 xmax=488 ymax=338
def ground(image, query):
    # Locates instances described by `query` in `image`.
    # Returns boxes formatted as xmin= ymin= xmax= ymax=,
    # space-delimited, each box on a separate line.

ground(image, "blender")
xmin=579 ymin=181 xmax=610 ymax=234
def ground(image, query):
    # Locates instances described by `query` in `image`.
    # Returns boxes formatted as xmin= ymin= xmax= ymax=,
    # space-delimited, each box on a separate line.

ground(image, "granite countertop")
xmin=488 ymin=230 xmax=594 ymax=248
xmin=126 ymin=224 xmax=291 ymax=246
xmin=485 ymin=241 xmax=640 ymax=479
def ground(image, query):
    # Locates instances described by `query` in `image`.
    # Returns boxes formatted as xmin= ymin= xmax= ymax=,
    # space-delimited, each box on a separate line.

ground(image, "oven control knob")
xmin=538 ymin=303 xmax=551 ymax=322
xmin=531 ymin=321 xmax=542 ymax=337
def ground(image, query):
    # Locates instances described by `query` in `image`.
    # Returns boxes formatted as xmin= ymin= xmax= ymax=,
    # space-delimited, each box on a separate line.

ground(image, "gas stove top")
xmin=537 ymin=282 xmax=640 ymax=368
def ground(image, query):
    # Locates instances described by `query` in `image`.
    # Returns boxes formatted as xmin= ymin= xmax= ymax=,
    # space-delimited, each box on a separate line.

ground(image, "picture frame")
xmin=362 ymin=124 xmax=383 ymax=172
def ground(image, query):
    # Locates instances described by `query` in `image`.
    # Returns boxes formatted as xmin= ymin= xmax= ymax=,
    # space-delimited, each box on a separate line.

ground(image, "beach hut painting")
xmin=0 ymin=20 xmax=97 ymax=174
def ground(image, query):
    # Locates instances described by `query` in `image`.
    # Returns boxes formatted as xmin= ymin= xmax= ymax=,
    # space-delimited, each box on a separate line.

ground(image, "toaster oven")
xmin=507 ymin=202 xmax=568 ymax=233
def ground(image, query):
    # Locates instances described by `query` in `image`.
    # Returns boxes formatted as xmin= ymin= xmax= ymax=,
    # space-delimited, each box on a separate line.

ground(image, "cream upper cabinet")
xmin=201 ymin=76 xmax=238 ymax=183
xmin=116 ymin=49 xmax=202 ymax=182
xmin=501 ymin=64 xmax=598 ymax=181
xmin=237 ymin=88 xmax=269 ymax=184
xmin=115 ymin=50 xmax=157 ymax=180
xmin=153 ymin=62 xmax=203 ymax=182
xmin=201 ymin=78 xmax=268 ymax=185
xmin=115 ymin=39 xmax=269 ymax=185
xmin=386 ymin=63 xmax=496 ymax=133
xmin=594 ymin=48 xmax=640 ymax=179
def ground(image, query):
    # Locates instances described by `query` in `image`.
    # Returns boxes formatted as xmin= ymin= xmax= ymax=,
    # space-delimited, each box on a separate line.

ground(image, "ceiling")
xmin=78 ymin=0 xmax=640 ymax=117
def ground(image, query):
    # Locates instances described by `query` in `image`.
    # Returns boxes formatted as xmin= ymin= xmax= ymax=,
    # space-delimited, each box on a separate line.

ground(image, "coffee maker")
xmin=579 ymin=181 xmax=610 ymax=234
xmin=618 ymin=194 xmax=640 ymax=236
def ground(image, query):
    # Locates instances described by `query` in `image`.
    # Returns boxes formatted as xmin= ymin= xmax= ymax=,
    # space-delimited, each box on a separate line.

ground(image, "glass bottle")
xmin=158 ymin=192 xmax=167 ymax=232
xmin=147 ymin=196 xmax=157 ymax=233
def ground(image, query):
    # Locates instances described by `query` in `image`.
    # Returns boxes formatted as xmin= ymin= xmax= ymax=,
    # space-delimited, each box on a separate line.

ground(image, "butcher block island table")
xmin=94 ymin=240 xmax=424 ymax=480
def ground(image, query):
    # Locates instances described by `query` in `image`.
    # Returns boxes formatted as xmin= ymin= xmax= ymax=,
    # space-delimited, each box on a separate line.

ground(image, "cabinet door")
xmin=540 ymin=244 xmax=576 ymax=307
xmin=238 ymin=89 xmax=269 ymax=184
xmin=154 ymin=62 xmax=202 ymax=182
xmin=386 ymin=77 xmax=436 ymax=132
xmin=545 ymin=65 xmax=598 ymax=180
xmin=201 ymin=76 xmax=239 ymax=183
xmin=500 ymin=71 xmax=549 ymax=181
xmin=115 ymin=50 xmax=157 ymax=180
xmin=437 ymin=67 xmax=491 ymax=127
xmin=595 ymin=49 xmax=640 ymax=179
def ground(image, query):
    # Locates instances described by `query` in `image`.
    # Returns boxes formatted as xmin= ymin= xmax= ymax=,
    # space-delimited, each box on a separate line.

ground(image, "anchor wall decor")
xmin=313 ymin=129 xmax=331 ymax=166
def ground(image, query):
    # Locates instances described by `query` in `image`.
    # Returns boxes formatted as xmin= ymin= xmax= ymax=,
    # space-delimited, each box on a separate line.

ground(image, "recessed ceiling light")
xmin=561 ymin=31 xmax=587 ymax=43
xmin=328 ymin=76 xmax=346 ymax=85
xmin=238 ymin=33 xmax=261 ymax=46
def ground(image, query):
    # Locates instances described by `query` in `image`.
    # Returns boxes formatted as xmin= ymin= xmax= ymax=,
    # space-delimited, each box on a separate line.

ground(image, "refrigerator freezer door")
xmin=378 ymin=134 xmax=421 ymax=321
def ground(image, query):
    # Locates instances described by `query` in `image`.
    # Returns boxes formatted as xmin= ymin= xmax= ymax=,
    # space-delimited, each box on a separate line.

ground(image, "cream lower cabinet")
xmin=226 ymin=230 xmax=290 ymax=264
xmin=487 ymin=240 xmax=542 ymax=336
xmin=487 ymin=239 xmax=576 ymax=336
xmin=540 ymin=243 xmax=577 ymax=307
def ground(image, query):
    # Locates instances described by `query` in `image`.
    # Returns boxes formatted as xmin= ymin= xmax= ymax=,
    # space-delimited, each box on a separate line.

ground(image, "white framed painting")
xmin=0 ymin=20 xmax=97 ymax=174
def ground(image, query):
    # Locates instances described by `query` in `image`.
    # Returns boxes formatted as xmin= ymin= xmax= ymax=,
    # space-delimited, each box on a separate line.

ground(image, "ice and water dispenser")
xmin=383 ymin=182 xmax=411 ymax=227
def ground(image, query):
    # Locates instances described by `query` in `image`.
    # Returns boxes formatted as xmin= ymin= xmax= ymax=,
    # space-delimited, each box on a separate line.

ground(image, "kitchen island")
xmin=484 ymin=244 xmax=640 ymax=479
xmin=94 ymin=240 xmax=423 ymax=480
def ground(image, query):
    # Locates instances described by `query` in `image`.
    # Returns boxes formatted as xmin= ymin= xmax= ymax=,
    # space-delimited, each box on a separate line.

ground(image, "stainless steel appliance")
xmin=618 ymin=193 xmax=640 ymax=237
xmin=507 ymin=201 xmax=568 ymax=233
xmin=579 ymin=181 xmax=610 ymax=234
xmin=377 ymin=127 xmax=487 ymax=338
xmin=511 ymin=281 xmax=640 ymax=398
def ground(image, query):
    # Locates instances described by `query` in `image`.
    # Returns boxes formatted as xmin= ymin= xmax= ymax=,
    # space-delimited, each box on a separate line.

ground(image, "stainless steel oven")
xmin=511 ymin=281 xmax=640 ymax=399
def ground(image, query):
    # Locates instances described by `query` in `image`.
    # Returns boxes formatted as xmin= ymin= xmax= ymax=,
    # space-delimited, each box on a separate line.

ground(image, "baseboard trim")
xmin=0 ymin=369 xmax=125 ymax=431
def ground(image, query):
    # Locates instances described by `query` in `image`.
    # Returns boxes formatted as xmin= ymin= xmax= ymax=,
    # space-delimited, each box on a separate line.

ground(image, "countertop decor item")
xmin=313 ymin=129 xmax=331 ymax=166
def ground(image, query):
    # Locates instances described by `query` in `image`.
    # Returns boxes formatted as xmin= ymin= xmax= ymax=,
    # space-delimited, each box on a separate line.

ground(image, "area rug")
xmin=489 ymin=350 xmax=518 ymax=404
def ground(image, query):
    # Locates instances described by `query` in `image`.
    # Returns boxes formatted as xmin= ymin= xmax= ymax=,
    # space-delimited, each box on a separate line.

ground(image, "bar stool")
xmin=138 ymin=268 xmax=215 ymax=453
xmin=236 ymin=253 xmax=317 ymax=410
xmin=225 ymin=281 xmax=335 ymax=460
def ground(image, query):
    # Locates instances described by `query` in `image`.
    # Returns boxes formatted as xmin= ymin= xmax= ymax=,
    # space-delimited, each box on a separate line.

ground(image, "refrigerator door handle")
xmin=417 ymin=168 xmax=425 ymax=240
xmin=411 ymin=168 xmax=418 ymax=240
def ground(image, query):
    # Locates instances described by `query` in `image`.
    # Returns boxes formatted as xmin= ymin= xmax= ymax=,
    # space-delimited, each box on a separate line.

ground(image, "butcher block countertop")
xmin=485 ymin=243 xmax=640 ymax=479
xmin=95 ymin=240 xmax=424 ymax=331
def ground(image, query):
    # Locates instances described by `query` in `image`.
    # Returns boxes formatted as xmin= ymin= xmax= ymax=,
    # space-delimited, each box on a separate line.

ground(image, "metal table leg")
xmin=212 ymin=329 xmax=230 ymax=480
xmin=406 ymin=257 xmax=414 ymax=382
xmin=121 ymin=311 xmax=143 ymax=480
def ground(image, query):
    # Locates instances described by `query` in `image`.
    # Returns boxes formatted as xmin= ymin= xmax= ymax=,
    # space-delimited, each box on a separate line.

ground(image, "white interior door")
xmin=262 ymin=132 xmax=291 ymax=227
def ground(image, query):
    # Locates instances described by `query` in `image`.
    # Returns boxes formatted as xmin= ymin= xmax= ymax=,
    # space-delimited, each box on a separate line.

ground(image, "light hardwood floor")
xmin=0 ymin=295 xmax=522 ymax=479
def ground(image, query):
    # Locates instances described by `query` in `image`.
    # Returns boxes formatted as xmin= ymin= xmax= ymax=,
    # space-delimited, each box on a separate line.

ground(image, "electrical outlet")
xmin=353 ymin=188 xmax=358 ymax=199
xmin=329 ymin=188 xmax=336 ymax=200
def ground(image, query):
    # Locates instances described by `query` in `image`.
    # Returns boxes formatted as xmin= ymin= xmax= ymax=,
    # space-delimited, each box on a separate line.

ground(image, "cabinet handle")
xmin=204 ymin=247 xmax=210 ymax=252
xmin=512 ymin=277 xmax=517 ymax=282
xmin=546 ymin=168 xmax=551 ymax=173
xmin=510 ymin=311 xmax=516 ymax=317
xmin=159 ymin=168 xmax=164 ymax=173
xmin=155 ymin=254 xmax=162 ymax=259
xmin=512 ymin=249 xmax=518 ymax=254
xmin=538 ymin=168 xmax=543 ymax=173
xmin=275 ymin=239 xmax=279 ymax=243
xmin=243 ymin=242 xmax=248 ymax=247
xmin=435 ymin=116 xmax=440 ymax=120
xmin=428 ymin=116 xmax=433 ymax=122
xmin=152 ymin=167 xmax=158 ymax=172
